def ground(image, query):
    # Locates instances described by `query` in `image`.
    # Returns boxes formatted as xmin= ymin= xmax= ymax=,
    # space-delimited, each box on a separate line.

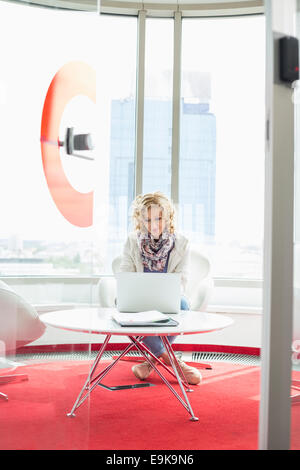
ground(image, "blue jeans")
xmin=142 ymin=296 xmax=190 ymax=358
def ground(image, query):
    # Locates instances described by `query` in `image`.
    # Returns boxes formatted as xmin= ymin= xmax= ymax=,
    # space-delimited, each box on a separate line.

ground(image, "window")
xmin=179 ymin=16 xmax=265 ymax=279
xmin=0 ymin=4 xmax=265 ymax=283
xmin=0 ymin=3 xmax=100 ymax=276
xmin=142 ymin=18 xmax=174 ymax=197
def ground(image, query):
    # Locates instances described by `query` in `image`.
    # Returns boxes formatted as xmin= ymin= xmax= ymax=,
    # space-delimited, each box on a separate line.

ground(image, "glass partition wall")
xmin=0 ymin=0 xmax=267 ymax=451
xmin=0 ymin=1 xmax=101 ymax=449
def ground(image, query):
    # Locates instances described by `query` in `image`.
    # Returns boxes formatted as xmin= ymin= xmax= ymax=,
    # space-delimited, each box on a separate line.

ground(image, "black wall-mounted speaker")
xmin=279 ymin=36 xmax=299 ymax=83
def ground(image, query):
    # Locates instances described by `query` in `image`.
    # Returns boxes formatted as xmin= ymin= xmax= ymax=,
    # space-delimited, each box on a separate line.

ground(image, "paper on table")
xmin=112 ymin=310 xmax=167 ymax=324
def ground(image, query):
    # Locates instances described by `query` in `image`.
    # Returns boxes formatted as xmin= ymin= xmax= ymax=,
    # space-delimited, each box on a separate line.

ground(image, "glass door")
xmin=0 ymin=1 xmax=100 ymax=450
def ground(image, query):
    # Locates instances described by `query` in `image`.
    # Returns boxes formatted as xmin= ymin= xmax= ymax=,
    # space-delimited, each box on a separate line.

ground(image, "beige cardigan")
xmin=119 ymin=231 xmax=190 ymax=293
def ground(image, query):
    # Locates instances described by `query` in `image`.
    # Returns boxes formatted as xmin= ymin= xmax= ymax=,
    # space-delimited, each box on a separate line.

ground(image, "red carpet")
xmin=0 ymin=358 xmax=300 ymax=450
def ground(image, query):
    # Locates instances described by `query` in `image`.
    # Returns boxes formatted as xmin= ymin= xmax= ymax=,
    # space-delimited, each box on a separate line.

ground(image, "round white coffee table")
xmin=41 ymin=307 xmax=233 ymax=421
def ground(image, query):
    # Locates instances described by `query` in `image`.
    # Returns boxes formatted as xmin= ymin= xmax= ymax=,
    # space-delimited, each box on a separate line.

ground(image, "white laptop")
xmin=115 ymin=272 xmax=181 ymax=314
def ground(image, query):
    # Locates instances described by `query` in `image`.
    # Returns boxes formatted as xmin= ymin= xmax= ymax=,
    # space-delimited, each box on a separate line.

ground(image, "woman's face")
xmin=142 ymin=205 xmax=167 ymax=239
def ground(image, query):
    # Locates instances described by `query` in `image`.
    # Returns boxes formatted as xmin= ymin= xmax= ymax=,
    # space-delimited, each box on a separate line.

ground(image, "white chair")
xmin=98 ymin=248 xmax=213 ymax=311
xmin=0 ymin=281 xmax=46 ymax=400
xmin=98 ymin=256 xmax=123 ymax=308
xmin=184 ymin=248 xmax=214 ymax=312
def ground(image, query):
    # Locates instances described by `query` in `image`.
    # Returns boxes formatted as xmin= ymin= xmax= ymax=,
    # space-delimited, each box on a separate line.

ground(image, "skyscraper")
xmin=179 ymin=101 xmax=216 ymax=241
xmin=108 ymin=93 xmax=216 ymax=263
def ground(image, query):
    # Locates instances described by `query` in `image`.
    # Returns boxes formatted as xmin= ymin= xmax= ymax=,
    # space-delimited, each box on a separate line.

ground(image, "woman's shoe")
xmin=175 ymin=360 xmax=202 ymax=385
xmin=132 ymin=359 xmax=155 ymax=380
xmin=160 ymin=352 xmax=202 ymax=385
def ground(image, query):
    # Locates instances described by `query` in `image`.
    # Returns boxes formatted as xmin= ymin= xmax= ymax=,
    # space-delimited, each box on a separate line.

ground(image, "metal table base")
xmin=67 ymin=334 xmax=199 ymax=421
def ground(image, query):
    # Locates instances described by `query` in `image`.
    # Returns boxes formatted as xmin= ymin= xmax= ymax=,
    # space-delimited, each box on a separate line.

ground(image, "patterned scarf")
xmin=137 ymin=229 xmax=175 ymax=272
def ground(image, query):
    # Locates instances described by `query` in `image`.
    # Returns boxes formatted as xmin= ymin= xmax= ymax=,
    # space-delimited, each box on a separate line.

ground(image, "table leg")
xmin=129 ymin=336 xmax=198 ymax=421
xmin=128 ymin=338 xmax=191 ymax=391
xmin=161 ymin=337 xmax=192 ymax=391
xmin=67 ymin=334 xmax=198 ymax=421
xmin=67 ymin=334 xmax=112 ymax=417
xmin=89 ymin=337 xmax=143 ymax=386
xmin=67 ymin=336 xmax=143 ymax=417
xmin=162 ymin=336 xmax=198 ymax=421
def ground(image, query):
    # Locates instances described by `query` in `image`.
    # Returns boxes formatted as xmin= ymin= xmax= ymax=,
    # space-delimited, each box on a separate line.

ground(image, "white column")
xmin=135 ymin=9 xmax=146 ymax=196
xmin=259 ymin=0 xmax=296 ymax=450
xmin=171 ymin=10 xmax=182 ymax=205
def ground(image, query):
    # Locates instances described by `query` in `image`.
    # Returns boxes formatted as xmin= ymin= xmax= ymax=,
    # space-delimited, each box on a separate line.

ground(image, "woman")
xmin=119 ymin=191 xmax=201 ymax=385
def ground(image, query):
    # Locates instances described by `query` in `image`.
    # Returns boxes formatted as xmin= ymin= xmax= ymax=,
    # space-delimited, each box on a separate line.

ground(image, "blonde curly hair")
xmin=131 ymin=191 xmax=176 ymax=234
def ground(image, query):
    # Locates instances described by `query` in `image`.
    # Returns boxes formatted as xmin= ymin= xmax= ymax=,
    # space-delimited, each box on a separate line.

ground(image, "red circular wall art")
xmin=40 ymin=61 xmax=96 ymax=227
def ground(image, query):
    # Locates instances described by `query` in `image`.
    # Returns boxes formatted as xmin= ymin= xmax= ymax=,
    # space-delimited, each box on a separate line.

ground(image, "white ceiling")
xmin=4 ymin=0 xmax=264 ymax=15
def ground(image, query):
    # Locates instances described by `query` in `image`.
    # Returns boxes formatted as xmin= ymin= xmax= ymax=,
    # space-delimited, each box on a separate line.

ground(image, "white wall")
xmin=272 ymin=0 xmax=296 ymax=34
